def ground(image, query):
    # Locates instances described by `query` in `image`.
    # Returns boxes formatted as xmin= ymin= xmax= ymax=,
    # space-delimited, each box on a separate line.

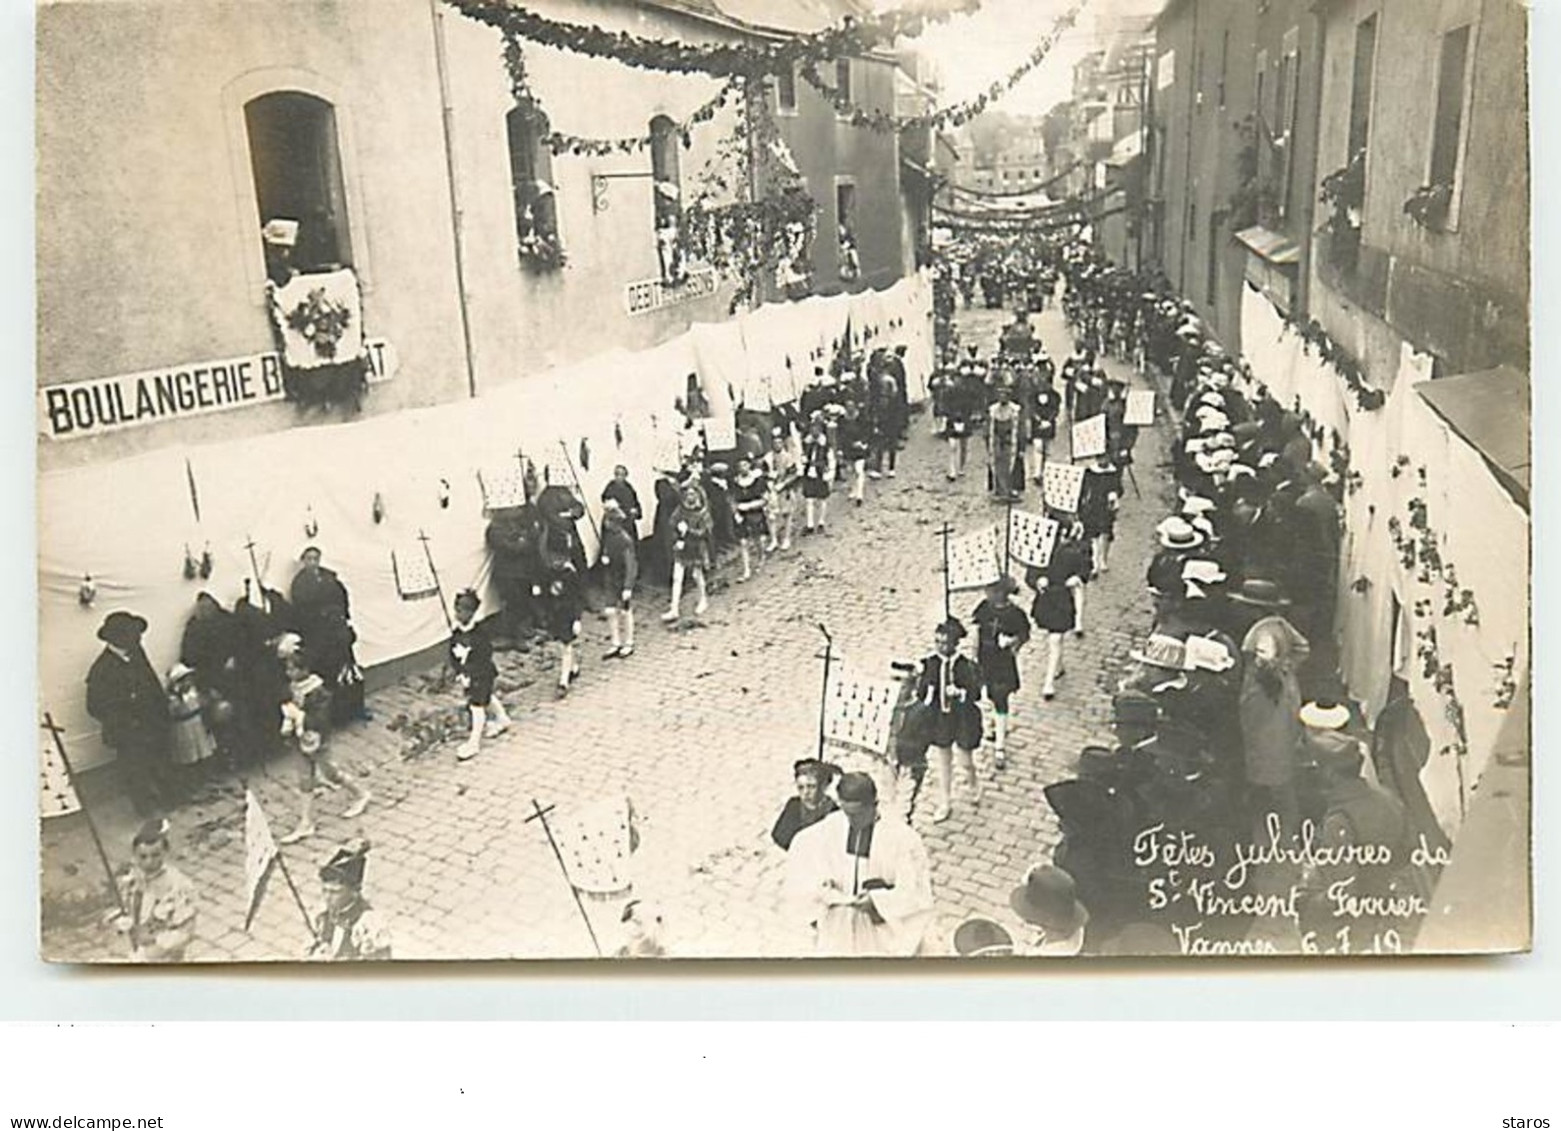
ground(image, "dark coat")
xmin=85 ymin=645 xmax=167 ymax=751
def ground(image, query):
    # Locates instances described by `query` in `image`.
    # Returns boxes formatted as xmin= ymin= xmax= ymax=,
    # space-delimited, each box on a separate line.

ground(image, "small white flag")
xmin=554 ymin=796 xmax=639 ymax=896
xmin=1125 ymin=389 xmax=1156 ymax=426
xmin=823 ymin=665 xmax=903 ymax=755
xmin=243 ymin=789 xmax=279 ymax=931
xmin=39 ymin=739 xmax=81 ymax=819
xmin=1008 ymin=509 xmax=1060 ymax=570
xmin=947 ymin=525 xmax=1003 ymax=592
xmin=1042 ymin=461 xmax=1086 ymax=513
xmin=1071 ymin=414 xmax=1108 ymax=459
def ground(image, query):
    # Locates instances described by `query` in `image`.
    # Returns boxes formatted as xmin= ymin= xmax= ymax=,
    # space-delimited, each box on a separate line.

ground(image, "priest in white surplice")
xmin=785 ymin=772 xmax=935 ymax=957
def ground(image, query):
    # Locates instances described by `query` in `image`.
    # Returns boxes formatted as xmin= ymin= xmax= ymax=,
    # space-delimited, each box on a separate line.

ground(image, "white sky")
xmin=888 ymin=0 xmax=1165 ymax=118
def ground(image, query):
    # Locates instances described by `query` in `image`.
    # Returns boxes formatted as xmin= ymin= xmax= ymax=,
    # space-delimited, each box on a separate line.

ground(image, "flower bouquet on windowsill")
xmin=266 ymin=265 xmax=369 ymax=414
xmin=1403 ymin=182 xmax=1453 ymax=231
xmin=518 ymin=231 xmax=567 ymax=272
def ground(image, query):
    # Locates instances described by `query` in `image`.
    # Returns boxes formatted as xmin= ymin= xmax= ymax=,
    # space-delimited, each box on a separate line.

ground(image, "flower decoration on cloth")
xmin=269 ymin=269 xmax=365 ymax=368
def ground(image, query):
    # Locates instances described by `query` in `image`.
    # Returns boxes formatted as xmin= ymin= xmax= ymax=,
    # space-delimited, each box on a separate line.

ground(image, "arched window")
xmin=649 ymin=115 xmax=683 ymax=282
xmin=507 ymin=99 xmax=560 ymax=261
xmin=245 ymin=91 xmax=352 ymax=275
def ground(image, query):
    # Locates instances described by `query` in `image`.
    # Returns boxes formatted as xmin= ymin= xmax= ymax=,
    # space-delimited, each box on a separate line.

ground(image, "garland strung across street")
xmin=798 ymin=0 xmax=1088 ymax=132
xmin=501 ymin=28 xmax=740 ymax=157
xmin=948 ymin=162 xmax=1083 ymax=200
xmin=449 ymin=0 xmax=977 ymax=78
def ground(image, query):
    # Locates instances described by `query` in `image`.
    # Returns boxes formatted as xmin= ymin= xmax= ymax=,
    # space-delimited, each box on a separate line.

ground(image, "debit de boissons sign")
xmin=39 ymin=339 xmax=397 ymax=441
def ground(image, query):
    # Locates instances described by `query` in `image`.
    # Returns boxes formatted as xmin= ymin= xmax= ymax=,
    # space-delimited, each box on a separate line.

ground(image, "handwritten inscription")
xmin=1129 ymin=813 xmax=1436 ymax=956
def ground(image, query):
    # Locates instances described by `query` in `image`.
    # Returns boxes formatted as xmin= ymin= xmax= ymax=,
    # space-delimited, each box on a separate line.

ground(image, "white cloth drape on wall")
xmin=1238 ymin=284 xmax=1529 ymax=836
xmin=40 ymin=281 xmax=934 ymax=771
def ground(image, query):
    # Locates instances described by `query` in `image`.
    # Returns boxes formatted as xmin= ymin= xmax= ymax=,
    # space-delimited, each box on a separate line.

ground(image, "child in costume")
xmin=449 ymin=589 xmax=513 ymax=762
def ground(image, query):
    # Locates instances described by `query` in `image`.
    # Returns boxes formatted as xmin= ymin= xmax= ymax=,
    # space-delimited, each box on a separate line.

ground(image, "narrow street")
xmin=44 ymin=299 xmax=1173 ymax=961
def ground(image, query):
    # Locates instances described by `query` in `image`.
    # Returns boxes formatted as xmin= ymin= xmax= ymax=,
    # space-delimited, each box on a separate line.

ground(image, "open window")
xmin=245 ymin=91 xmax=353 ymax=278
xmin=776 ymin=64 xmax=798 ymax=114
xmin=836 ymin=181 xmax=859 ymax=282
xmin=650 ymin=114 xmax=684 ymax=283
xmin=508 ymin=99 xmax=562 ymax=268
xmin=1416 ymin=22 xmax=1474 ymax=231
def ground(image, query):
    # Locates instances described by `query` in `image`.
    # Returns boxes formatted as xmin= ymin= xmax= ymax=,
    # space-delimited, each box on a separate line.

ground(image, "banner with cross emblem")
xmin=823 ymin=664 xmax=903 ymax=755
xmin=39 ymin=738 xmax=81 ymax=819
xmin=477 ymin=462 xmax=527 ymax=511
xmin=946 ymin=524 xmax=1003 ymax=592
xmin=1071 ymin=414 xmax=1107 ymax=460
xmin=1042 ymin=461 xmax=1086 ymax=514
xmin=552 ymin=795 xmax=639 ymax=896
xmin=1007 ymin=508 xmax=1060 ymax=570
xmin=391 ymin=540 xmax=440 ymax=601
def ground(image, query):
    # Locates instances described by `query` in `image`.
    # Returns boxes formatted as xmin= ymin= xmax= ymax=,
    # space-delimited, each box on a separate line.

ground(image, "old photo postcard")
xmin=36 ymin=0 xmax=1530 ymax=962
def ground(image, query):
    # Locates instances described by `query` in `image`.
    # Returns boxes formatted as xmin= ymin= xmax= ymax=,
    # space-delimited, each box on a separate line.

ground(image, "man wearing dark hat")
xmin=309 ymin=840 xmax=392 ymax=960
xmin=86 ymin=611 xmax=172 ymax=817
xmin=1008 ymin=864 xmax=1089 ymax=956
xmin=784 ymin=772 xmax=934 ymax=956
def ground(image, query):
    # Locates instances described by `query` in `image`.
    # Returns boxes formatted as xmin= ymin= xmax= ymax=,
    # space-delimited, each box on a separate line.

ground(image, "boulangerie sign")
xmin=39 ymin=339 xmax=397 ymax=441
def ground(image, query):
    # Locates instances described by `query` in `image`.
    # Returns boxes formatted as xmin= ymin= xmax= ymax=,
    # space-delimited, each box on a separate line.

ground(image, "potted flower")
xmin=1404 ymin=182 xmax=1453 ymax=230
xmin=1318 ymin=148 xmax=1366 ymax=272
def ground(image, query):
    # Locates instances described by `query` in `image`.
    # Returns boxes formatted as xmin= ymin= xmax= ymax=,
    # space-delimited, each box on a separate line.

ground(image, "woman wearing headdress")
xmin=449 ymin=588 xmax=513 ymax=762
xmin=763 ymin=428 xmax=800 ymax=552
xmin=915 ymin=618 xmax=984 ymax=823
xmin=970 ymin=577 xmax=1030 ymax=769
xmin=770 ymin=759 xmax=842 ymax=851
xmin=308 ymin=840 xmax=392 ymax=961
xmin=289 ymin=545 xmax=367 ymax=727
xmin=987 ymin=381 xmax=1023 ymax=502
xmin=662 ymin=463 xmax=713 ymax=622
xmin=111 ymin=818 xmax=197 ymax=963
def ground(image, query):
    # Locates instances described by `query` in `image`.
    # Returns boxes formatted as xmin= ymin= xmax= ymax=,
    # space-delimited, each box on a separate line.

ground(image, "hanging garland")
xmin=1267 ymin=310 xmax=1387 ymax=412
xmin=798 ymin=0 xmax=1087 ymax=132
xmin=450 ymin=0 xmax=977 ymax=78
xmin=678 ymin=77 xmax=817 ymax=313
xmin=501 ymin=28 xmax=740 ymax=157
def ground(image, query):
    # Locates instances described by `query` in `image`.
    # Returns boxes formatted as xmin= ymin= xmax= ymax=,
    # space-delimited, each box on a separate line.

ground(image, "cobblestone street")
xmin=42 ymin=301 xmax=1173 ymax=963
